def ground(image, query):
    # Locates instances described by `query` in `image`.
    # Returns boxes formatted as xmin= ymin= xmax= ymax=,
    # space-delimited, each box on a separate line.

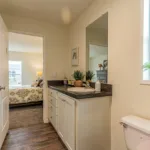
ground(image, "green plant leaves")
xmin=143 ymin=62 xmax=150 ymax=71
xmin=72 ymin=70 xmax=85 ymax=81
xmin=86 ymin=71 xmax=95 ymax=81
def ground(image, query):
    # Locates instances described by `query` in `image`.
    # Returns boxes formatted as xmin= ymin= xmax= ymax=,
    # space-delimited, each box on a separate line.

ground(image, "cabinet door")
xmin=64 ymin=98 xmax=75 ymax=150
xmin=58 ymin=98 xmax=65 ymax=139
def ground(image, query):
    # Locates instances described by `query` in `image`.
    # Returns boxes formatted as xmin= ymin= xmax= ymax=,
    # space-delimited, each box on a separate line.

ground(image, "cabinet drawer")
xmin=48 ymin=99 xmax=51 ymax=108
xmin=48 ymin=108 xmax=52 ymax=121
xmin=51 ymin=104 xmax=57 ymax=115
xmin=49 ymin=89 xmax=58 ymax=99
xmin=52 ymin=116 xmax=57 ymax=130
xmin=49 ymin=107 xmax=57 ymax=129
xmin=49 ymin=96 xmax=57 ymax=107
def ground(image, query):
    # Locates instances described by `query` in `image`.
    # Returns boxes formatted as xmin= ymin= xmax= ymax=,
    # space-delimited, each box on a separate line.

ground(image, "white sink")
xmin=67 ymin=87 xmax=95 ymax=93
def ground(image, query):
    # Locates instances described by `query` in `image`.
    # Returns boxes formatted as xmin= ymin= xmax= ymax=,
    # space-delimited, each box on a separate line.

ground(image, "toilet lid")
xmin=121 ymin=115 xmax=150 ymax=134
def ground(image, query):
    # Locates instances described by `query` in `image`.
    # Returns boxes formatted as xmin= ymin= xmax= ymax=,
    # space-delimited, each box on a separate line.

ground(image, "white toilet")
xmin=121 ymin=115 xmax=150 ymax=150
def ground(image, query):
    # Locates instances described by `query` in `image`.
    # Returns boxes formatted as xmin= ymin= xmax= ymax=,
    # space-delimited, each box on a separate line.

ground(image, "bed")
xmin=9 ymin=87 xmax=43 ymax=106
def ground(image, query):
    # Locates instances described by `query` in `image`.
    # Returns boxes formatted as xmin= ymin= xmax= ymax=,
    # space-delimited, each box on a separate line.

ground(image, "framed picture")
xmin=72 ymin=47 xmax=79 ymax=66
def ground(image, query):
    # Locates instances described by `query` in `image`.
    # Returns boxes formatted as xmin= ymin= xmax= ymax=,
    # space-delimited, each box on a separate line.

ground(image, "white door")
xmin=0 ymin=15 xmax=9 ymax=148
xmin=58 ymin=97 xmax=65 ymax=139
xmin=64 ymin=98 xmax=75 ymax=150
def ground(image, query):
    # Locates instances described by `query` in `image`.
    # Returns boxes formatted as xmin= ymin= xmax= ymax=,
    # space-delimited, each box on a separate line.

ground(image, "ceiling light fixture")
xmin=61 ymin=6 xmax=72 ymax=24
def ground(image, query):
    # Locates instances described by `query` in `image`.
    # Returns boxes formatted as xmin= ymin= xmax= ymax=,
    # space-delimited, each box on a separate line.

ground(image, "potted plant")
xmin=86 ymin=71 xmax=95 ymax=82
xmin=143 ymin=62 xmax=150 ymax=71
xmin=72 ymin=70 xmax=85 ymax=87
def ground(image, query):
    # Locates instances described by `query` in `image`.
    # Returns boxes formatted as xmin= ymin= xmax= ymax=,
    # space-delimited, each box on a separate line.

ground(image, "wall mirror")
xmin=86 ymin=12 xmax=108 ymax=83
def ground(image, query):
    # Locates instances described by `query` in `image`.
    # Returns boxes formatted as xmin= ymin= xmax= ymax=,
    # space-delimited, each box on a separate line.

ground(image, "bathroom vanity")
xmin=47 ymin=80 xmax=112 ymax=150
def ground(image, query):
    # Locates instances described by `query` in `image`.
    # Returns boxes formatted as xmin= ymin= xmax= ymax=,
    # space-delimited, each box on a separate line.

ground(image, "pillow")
xmin=39 ymin=81 xmax=43 ymax=88
xmin=37 ymin=79 xmax=43 ymax=87
xmin=31 ymin=80 xmax=38 ymax=87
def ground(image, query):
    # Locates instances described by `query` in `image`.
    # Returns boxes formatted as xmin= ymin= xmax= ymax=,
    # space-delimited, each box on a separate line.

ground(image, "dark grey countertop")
xmin=48 ymin=85 xmax=112 ymax=99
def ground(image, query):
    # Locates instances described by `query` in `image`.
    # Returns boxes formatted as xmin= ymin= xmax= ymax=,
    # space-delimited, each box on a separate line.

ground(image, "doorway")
xmin=8 ymin=32 xmax=44 ymax=129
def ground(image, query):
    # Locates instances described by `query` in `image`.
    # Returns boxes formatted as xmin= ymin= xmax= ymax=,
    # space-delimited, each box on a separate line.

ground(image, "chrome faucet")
xmin=83 ymin=82 xmax=91 ymax=88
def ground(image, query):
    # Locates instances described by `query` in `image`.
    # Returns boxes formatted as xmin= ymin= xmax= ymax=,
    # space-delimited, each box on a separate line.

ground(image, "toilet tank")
xmin=121 ymin=115 xmax=150 ymax=150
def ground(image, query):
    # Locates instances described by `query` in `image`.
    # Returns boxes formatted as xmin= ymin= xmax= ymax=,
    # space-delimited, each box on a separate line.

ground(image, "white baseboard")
xmin=43 ymin=118 xmax=49 ymax=123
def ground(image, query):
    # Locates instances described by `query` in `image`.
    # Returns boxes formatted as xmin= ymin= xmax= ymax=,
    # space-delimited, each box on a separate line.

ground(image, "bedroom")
xmin=8 ymin=32 xmax=44 ymax=129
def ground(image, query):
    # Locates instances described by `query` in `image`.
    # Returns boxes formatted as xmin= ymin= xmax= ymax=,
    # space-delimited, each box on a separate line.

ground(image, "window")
xmin=143 ymin=0 xmax=150 ymax=81
xmin=9 ymin=61 xmax=22 ymax=87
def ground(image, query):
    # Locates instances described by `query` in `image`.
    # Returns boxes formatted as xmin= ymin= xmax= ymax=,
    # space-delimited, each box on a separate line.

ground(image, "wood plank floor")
xmin=9 ymin=105 xmax=43 ymax=130
xmin=2 ymin=105 xmax=67 ymax=150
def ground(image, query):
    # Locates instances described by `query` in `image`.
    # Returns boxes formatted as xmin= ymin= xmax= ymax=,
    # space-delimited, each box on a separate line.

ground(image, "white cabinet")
xmin=48 ymin=88 xmax=111 ymax=150
xmin=48 ymin=90 xmax=75 ymax=150
xmin=58 ymin=93 xmax=75 ymax=150
xmin=48 ymin=89 xmax=58 ymax=130
xmin=64 ymin=97 xmax=75 ymax=150
xmin=49 ymin=103 xmax=57 ymax=128
xmin=57 ymin=96 xmax=65 ymax=139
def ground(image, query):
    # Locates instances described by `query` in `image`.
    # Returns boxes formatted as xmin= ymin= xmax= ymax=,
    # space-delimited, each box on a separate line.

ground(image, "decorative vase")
xmin=74 ymin=80 xmax=83 ymax=87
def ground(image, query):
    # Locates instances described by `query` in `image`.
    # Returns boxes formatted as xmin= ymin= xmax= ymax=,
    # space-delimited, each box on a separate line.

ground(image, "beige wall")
xmin=1 ymin=13 xmax=69 ymax=123
xmin=9 ymin=51 xmax=43 ymax=85
xmin=69 ymin=0 xmax=149 ymax=150
xmin=2 ymin=14 xmax=69 ymax=80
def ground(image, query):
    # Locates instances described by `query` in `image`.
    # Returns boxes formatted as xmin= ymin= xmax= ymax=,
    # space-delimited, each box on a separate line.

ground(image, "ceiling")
xmin=9 ymin=32 xmax=43 ymax=53
xmin=87 ymin=13 xmax=108 ymax=30
xmin=0 ymin=0 xmax=93 ymax=25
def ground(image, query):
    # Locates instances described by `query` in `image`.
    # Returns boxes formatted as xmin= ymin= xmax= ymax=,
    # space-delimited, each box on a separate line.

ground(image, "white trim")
xmin=140 ymin=0 xmax=144 ymax=83
xmin=140 ymin=80 xmax=150 ymax=85
xmin=140 ymin=0 xmax=150 ymax=84
xmin=43 ymin=118 xmax=49 ymax=123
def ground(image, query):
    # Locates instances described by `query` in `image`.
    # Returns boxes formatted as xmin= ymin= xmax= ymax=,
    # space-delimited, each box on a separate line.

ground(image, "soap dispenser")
xmin=63 ymin=76 xmax=68 ymax=85
xmin=95 ymin=78 xmax=101 ymax=92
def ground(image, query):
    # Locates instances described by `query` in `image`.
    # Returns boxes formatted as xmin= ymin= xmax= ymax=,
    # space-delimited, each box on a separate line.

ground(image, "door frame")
xmin=8 ymin=30 xmax=48 ymax=123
